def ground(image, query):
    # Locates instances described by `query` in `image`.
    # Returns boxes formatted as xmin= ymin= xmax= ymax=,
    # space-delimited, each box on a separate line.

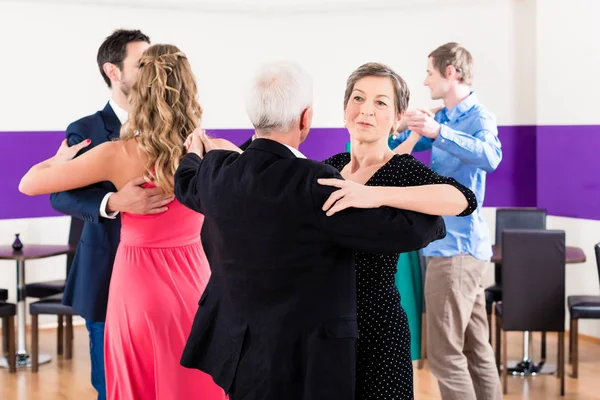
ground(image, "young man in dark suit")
xmin=174 ymin=62 xmax=446 ymax=400
xmin=49 ymin=29 xmax=172 ymax=400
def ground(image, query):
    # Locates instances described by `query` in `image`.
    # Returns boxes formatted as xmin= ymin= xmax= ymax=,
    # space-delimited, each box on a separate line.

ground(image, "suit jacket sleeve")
xmin=311 ymin=166 xmax=446 ymax=254
xmin=174 ymin=152 xmax=205 ymax=213
xmin=49 ymin=123 xmax=112 ymax=225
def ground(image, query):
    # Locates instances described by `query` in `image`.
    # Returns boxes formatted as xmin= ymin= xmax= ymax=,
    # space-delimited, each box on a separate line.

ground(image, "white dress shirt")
xmin=251 ymin=135 xmax=306 ymax=159
xmin=283 ymin=143 xmax=306 ymax=159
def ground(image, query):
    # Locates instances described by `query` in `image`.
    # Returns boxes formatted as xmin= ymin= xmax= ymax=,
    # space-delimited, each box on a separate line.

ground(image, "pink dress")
xmin=104 ymin=191 xmax=225 ymax=400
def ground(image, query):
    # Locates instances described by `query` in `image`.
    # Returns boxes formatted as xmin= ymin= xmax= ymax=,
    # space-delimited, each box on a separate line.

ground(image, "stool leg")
xmin=2 ymin=316 xmax=8 ymax=357
xmin=572 ymin=319 xmax=579 ymax=378
xmin=6 ymin=316 xmax=16 ymax=373
xmin=541 ymin=331 xmax=547 ymax=361
xmin=65 ymin=315 xmax=73 ymax=360
xmin=31 ymin=314 xmax=39 ymax=373
xmin=502 ymin=329 xmax=508 ymax=395
xmin=495 ymin=315 xmax=502 ymax=372
xmin=57 ymin=315 xmax=64 ymax=355
xmin=569 ymin=319 xmax=573 ymax=364
xmin=559 ymin=331 xmax=565 ymax=396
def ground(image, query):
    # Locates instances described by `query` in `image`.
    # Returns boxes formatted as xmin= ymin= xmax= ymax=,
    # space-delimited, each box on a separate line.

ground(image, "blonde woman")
xmin=19 ymin=45 xmax=225 ymax=400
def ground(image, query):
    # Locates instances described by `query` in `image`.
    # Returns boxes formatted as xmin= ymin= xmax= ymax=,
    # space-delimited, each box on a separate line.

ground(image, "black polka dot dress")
xmin=323 ymin=152 xmax=477 ymax=400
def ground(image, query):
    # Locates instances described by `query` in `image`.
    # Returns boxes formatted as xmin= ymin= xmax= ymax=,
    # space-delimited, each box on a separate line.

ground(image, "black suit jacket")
xmin=174 ymin=139 xmax=445 ymax=400
xmin=239 ymin=136 xmax=253 ymax=151
xmin=49 ymin=102 xmax=121 ymax=322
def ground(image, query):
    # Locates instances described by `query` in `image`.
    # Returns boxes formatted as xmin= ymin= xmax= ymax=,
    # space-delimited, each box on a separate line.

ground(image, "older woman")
xmin=319 ymin=63 xmax=477 ymax=400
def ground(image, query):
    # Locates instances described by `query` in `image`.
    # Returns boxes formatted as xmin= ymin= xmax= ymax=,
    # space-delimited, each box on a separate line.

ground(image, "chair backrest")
xmin=495 ymin=208 xmax=547 ymax=246
xmin=66 ymin=217 xmax=84 ymax=276
xmin=595 ymin=243 xmax=600 ymax=291
xmin=501 ymin=229 xmax=565 ymax=332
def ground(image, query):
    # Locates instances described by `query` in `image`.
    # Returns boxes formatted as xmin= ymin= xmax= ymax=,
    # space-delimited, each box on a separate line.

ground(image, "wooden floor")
xmin=1 ymin=327 xmax=600 ymax=399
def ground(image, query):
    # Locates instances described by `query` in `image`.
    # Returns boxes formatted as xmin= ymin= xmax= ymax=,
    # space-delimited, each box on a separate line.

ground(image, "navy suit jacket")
xmin=50 ymin=102 xmax=121 ymax=322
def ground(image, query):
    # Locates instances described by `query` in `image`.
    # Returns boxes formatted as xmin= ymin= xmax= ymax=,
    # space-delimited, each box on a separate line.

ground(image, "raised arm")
xmin=390 ymin=109 xmax=441 ymax=154
xmin=174 ymin=152 xmax=205 ymax=213
xmin=318 ymin=155 xmax=477 ymax=217
xmin=312 ymin=167 xmax=446 ymax=255
xmin=391 ymin=131 xmax=423 ymax=155
xmin=49 ymin=128 xmax=116 ymax=224
xmin=432 ymin=113 xmax=502 ymax=172
xmin=405 ymin=110 xmax=502 ymax=172
xmin=390 ymin=130 xmax=433 ymax=153
xmin=19 ymin=139 xmax=117 ymax=196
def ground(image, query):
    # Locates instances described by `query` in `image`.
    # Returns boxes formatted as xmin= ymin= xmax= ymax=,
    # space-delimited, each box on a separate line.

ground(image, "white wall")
xmin=536 ymin=0 xmax=600 ymax=125
xmin=0 ymin=0 xmax=530 ymax=131
xmin=534 ymin=0 xmax=600 ymax=338
xmin=1 ymin=0 xmax=599 ymax=336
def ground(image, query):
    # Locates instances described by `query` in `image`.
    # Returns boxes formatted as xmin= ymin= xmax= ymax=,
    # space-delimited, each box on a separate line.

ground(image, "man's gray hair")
xmin=245 ymin=61 xmax=313 ymax=133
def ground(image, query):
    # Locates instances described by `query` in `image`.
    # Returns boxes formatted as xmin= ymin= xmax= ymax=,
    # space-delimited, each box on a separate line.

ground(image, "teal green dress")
xmin=394 ymin=252 xmax=423 ymax=361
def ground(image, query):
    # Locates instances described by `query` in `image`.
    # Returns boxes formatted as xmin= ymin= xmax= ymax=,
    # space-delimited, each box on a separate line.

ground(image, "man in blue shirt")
xmin=390 ymin=42 xmax=502 ymax=400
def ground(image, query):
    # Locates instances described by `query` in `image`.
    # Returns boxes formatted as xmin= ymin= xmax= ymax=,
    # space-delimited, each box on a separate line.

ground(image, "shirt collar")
xmin=109 ymin=98 xmax=129 ymax=125
xmin=442 ymin=91 xmax=479 ymax=123
xmin=252 ymin=135 xmax=306 ymax=158
xmin=283 ymin=143 xmax=306 ymax=158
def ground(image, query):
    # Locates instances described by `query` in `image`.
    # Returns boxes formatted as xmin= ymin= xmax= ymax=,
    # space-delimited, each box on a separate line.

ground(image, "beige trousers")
xmin=425 ymin=255 xmax=502 ymax=400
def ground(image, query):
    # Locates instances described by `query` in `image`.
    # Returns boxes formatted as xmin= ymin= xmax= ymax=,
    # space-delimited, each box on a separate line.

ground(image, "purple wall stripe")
xmin=536 ymin=125 xmax=600 ymax=220
xmin=1 ymin=131 xmax=64 ymax=220
xmin=407 ymin=126 xmax=538 ymax=209
xmin=1 ymin=126 xmax=597 ymax=220
xmin=486 ymin=125 xmax=538 ymax=208
xmin=0 ymin=128 xmax=351 ymax=220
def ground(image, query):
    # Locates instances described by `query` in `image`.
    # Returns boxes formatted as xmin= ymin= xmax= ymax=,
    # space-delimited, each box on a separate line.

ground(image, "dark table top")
xmin=0 ymin=245 xmax=75 ymax=261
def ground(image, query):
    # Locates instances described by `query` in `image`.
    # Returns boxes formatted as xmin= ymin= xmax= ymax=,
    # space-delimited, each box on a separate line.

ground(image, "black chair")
xmin=567 ymin=242 xmax=600 ymax=378
xmin=1 ymin=288 xmax=10 ymax=357
xmin=495 ymin=229 xmax=566 ymax=396
xmin=486 ymin=208 xmax=547 ymax=348
xmin=29 ymin=294 xmax=76 ymax=372
xmin=24 ymin=217 xmax=83 ymax=299
xmin=0 ymin=301 xmax=16 ymax=372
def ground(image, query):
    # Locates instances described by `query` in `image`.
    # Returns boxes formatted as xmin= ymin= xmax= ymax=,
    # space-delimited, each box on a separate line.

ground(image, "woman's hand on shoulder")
xmin=317 ymin=178 xmax=382 ymax=216
xmin=53 ymin=138 xmax=92 ymax=163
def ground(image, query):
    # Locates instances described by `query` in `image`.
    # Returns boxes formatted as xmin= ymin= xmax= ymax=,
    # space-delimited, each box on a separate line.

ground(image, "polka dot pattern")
xmin=322 ymin=152 xmax=477 ymax=399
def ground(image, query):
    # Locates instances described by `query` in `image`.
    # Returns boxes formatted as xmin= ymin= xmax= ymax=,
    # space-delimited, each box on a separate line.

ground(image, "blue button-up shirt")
xmin=389 ymin=92 xmax=502 ymax=261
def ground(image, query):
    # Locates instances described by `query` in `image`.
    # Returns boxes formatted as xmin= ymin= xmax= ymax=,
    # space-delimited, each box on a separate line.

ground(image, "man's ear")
xmin=103 ymin=62 xmax=120 ymax=85
xmin=445 ymin=65 xmax=457 ymax=81
xmin=299 ymin=107 xmax=313 ymax=142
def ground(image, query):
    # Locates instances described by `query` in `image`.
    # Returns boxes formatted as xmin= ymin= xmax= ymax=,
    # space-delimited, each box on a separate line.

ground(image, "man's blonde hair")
xmin=429 ymin=42 xmax=473 ymax=86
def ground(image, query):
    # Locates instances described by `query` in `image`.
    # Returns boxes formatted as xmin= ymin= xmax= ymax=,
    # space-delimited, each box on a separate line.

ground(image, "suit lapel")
xmin=101 ymin=102 xmax=122 ymax=139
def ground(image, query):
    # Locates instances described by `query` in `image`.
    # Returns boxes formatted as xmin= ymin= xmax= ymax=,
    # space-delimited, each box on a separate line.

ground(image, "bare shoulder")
xmin=100 ymin=139 xmax=146 ymax=187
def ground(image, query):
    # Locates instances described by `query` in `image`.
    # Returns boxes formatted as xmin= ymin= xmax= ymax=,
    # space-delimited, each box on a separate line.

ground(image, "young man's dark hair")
xmin=97 ymin=29 xmax=150 ymax=88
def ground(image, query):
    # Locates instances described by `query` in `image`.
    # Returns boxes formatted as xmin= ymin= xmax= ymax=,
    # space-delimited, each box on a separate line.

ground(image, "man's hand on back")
xmin=107 ymin=176 xmax=174 ymax=215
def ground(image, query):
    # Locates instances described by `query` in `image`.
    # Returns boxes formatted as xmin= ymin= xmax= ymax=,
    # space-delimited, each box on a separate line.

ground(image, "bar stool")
xmin=567 ymin=242 xmax=600 ymax=378
xmin=0 ymin=301 xmax=17 ymax=372
xmin=29 ymin=293 xmax=76 ymax=372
